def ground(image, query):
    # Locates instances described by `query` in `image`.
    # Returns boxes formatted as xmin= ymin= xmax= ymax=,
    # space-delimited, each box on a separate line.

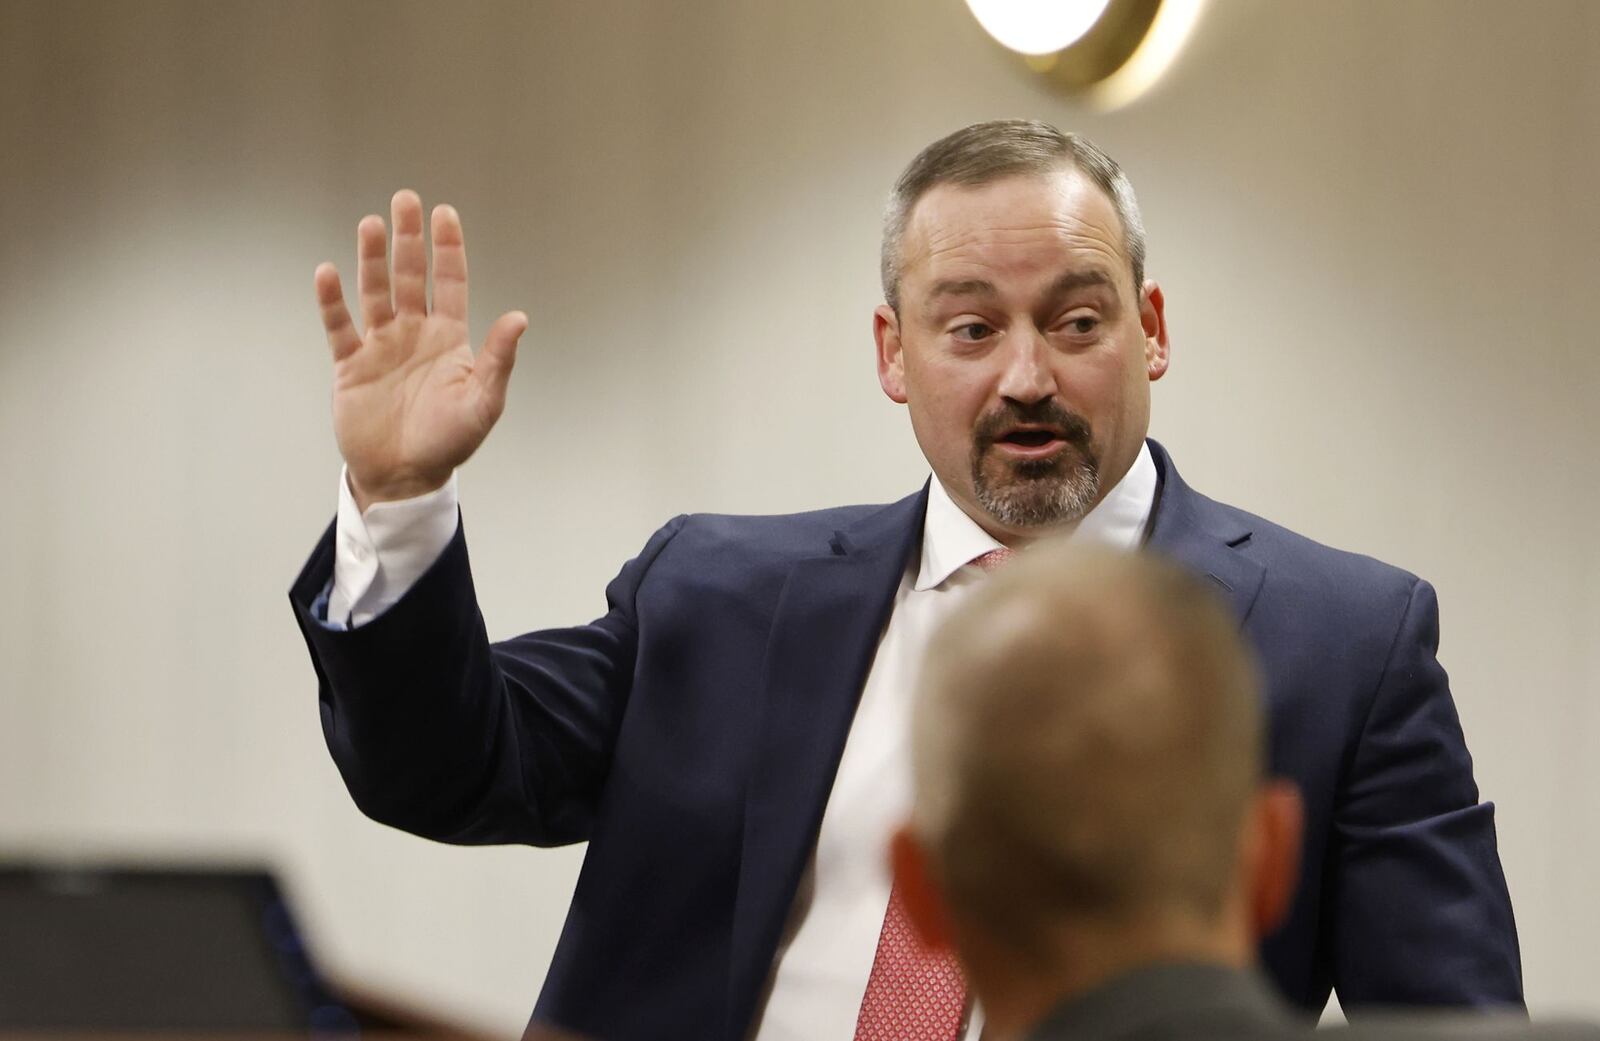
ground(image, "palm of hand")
xmin=333 ymin=313 xmax=484 ymax=497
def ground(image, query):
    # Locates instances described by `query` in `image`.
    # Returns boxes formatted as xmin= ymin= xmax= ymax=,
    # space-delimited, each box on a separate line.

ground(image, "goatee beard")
xmin=973 ymin=456 xmax=1100 ymax=527
xmin=970 ymin=402 xmax=1101 ymax=529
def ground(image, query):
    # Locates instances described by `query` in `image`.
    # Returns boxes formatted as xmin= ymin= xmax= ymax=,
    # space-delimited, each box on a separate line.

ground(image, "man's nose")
xmin=995 ymin=326 xmax=1057 ymax=404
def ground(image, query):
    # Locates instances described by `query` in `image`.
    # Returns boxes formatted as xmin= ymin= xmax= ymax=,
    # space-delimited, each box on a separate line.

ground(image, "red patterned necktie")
xmin=852 ymin=546 xmax=1013 ymax=1041
xmin=972 ymin=547 xmax=1013 ymax=573
xmin=851 ymin=881 xmax=967 ymax=1041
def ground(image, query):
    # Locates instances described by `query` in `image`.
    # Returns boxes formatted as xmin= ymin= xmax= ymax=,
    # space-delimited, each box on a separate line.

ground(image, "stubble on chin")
xmin=971 ymin=445 xmax=1101 ymax=529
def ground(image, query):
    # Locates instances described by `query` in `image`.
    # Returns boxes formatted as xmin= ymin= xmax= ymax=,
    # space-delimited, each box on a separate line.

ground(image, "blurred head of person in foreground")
xmin=892 ymin=542 xmax=1304 ymax=1038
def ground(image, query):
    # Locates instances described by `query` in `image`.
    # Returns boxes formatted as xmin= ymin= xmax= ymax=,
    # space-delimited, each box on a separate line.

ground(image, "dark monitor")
xmin=0 ymin=863 xmax=357 ymax=1032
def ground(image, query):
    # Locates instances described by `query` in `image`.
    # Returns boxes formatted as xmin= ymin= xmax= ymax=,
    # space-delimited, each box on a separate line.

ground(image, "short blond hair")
xmin=911 ymin=543 xmax=1263 ymax=959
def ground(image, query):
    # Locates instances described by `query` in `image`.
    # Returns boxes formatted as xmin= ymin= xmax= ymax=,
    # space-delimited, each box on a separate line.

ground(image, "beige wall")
xmin=1 ymin=1 xmax=1595 ymax=1035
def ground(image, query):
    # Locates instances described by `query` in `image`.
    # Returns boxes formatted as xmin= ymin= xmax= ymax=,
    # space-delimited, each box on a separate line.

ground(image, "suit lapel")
xmin=725 ymin=487 xmax=927 ymax=1040
xmin=1143 ymin=440 xmax=1266 ymax=626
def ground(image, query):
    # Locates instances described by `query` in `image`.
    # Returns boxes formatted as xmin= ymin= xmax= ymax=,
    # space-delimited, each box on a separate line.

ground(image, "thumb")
xmin=475 ymin=310 xmax=528 ymax=405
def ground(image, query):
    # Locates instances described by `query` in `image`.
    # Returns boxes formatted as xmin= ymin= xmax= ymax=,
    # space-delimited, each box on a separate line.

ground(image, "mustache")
xmin=972 ymin=400 xmax=1094 ymax=450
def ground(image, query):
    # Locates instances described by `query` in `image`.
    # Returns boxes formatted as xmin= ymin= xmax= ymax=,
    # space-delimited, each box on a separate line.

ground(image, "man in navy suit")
xmin=292 ymin=121 xmax=1521 ymax=1041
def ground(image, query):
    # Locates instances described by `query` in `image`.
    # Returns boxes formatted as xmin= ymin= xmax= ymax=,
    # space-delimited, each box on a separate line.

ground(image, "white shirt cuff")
xmin=329 ymin=467 xmax=460 ymax=628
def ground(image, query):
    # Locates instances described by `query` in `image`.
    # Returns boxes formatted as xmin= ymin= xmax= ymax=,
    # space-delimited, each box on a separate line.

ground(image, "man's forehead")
xmin=900 ymin=169 xmax=1128 ymax=287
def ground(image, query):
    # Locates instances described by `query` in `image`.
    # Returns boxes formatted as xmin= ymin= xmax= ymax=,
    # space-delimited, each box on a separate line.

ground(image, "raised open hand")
xmin=314 ymin=190 xmax=527 ymax=510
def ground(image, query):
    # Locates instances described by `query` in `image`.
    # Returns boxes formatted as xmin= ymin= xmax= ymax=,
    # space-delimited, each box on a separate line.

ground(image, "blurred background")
xmin=0 ymin=0 xmax=1596 ymax=1036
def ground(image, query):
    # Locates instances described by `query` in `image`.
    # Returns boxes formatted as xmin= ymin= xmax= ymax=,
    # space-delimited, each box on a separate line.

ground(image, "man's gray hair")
xmin=881 ymin=120 xmax=1147 ymax=312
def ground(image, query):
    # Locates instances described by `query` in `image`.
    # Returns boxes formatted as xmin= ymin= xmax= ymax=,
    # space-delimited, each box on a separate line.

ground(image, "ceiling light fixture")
xmin=963 ymin=0 xmax=1114 ymax=56
xmin=965 ymin=0 xmax=1207 ymax=109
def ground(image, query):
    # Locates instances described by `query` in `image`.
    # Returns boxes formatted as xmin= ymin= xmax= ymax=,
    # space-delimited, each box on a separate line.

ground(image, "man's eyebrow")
xmin=927 ymin=270 xmax=1118 ymax=303
xmin=926 ymin=278 xmax=997 ymax=301
xmin=1046 ymin=269 xmax=1117 ymax=296
xmin=921 ymin=278 xmax=998 ymax=322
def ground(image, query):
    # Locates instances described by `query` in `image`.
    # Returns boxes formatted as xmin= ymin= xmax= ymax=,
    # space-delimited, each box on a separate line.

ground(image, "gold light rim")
xmin=981 ymin=0 xmax=1206 ymax=111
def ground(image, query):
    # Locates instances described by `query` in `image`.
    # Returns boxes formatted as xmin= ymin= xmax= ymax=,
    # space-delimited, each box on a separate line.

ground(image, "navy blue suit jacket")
xmin=288 ymin=441 xmax=1521 ymax=1041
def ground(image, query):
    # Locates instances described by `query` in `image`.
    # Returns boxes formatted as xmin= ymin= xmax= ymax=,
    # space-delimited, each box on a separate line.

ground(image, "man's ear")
xmin=889 ymin=825 xmax=956 ymax=952
xmin=1140 ymin=280 xmax=1170 ymax=382
xmin=1246 ymin=780 xmax=1304 ymax=941
xmin=875 ymin=304 xmax=909 ymax=404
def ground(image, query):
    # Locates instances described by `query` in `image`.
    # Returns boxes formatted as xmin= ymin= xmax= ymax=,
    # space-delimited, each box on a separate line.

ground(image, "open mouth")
xmin=991 ymin=426 xmax=1072 ymax=460
xmin=1000 ymin=429 xmax=1058 ymax=448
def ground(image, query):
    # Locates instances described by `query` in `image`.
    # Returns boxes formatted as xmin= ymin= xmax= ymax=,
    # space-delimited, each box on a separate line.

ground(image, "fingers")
xmin=473 ymin=310 xmax=529 ymax=417
xmin=314 ymin=262 xmax=362 ymax=362
xmin=390 ymin=189 xmax=428 ymax=316
xmin=356 ymin=214 xmax=394 ymax=329
xmin=430 ymin=204 xmax=468 ymax=323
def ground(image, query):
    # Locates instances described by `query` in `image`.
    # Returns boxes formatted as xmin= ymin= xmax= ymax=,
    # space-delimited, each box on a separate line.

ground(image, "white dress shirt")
xmin=327 ymin=443 xmax=1159 ymax=1039
xmin=327 ymin=470 xmax=460 ymax=629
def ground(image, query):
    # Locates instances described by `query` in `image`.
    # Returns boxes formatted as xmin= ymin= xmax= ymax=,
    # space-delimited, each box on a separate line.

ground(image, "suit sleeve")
xmin=288 ymin=513 xmax=687 ymax=847
xmin=1329 ymin=577 xmax=1524 ymax=1009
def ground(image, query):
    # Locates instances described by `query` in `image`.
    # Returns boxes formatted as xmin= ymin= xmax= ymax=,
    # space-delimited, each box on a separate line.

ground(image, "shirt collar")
xmin=1023 ymin=963 xmax=1297 ymax=1041
xmin=914 ymin=440 xmax=1158 ymax=592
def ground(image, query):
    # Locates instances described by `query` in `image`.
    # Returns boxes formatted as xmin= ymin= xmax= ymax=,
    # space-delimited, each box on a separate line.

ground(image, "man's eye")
xmin=954 ymin=322 xmax=993 ymax=341
xmin=1064 ymin=316 xmax=1099 ymax=335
